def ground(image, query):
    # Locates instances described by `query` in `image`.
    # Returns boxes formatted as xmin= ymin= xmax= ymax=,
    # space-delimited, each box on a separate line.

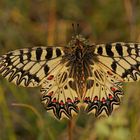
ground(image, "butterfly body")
xmin=0 ymin=34 xmax=140 ymax=119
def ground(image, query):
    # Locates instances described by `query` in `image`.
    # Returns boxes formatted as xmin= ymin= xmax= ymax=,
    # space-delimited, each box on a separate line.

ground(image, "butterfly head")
xmin=68 ymin=34 xmax=89 ymax=49
xmin=67 ymin=24 xmax=89 ymax=49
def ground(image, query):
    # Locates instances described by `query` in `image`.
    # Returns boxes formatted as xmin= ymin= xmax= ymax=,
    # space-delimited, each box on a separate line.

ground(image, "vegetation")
xmin=0 ymin=0 xmax=140 ymax=140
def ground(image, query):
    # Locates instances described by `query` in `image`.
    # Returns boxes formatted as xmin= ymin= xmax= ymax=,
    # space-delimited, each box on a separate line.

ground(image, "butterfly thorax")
xmin=67 ymin=34 xmax=90 ymax=59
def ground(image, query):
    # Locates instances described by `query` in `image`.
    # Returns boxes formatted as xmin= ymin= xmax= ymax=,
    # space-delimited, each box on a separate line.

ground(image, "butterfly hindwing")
xmin=83 ymin=62 xmax=124 ymax=117
xmin=40 ymin=61 xmax=80 ymax=119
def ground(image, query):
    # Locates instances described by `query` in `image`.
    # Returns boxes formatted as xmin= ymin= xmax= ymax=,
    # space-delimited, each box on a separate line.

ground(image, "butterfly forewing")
xmin=94 ymin=42 xmax=140 ymax=82
xmin=0 ymin=47 xmax=64 ymax=87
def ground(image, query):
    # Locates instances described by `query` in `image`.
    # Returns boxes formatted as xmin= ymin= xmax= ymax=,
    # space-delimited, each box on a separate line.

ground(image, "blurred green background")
xmin=0 ymin=0 xmax=140 ymax=140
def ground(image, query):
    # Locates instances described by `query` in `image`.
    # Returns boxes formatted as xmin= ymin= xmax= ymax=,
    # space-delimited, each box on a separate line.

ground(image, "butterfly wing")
xmin=0 ymin=46 xmax=80 ymax=119
xmin=40 ymin=61 xmax=80 ymax=120
xmin=83 ymin=61 xmax=123 ymax=117
xmin=0 ymin=47 xmax=65 ymax=87
xmin=94 ymin=42 xmax=140 ymax=82
xmin=83 ymin=42 xmax=140 ymax=117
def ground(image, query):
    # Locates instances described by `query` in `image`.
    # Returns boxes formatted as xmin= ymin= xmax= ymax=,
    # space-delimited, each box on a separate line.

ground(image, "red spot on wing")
xmin=84 ymin=97 xmax=88 ymax=101
xmin=109 ymin=94 xmax=113 ymax=99
xmin=60 ymin=100 xmax=64 ymax=106
xmin=47 ymin=75 xmax=54 ymax=80
xmin=94 ymin=96 xmax=98 ymax=101
xmin=74 ymin=97 xmax=80 ymax=103
xmin=84 ymin=97 xmax=87 ymax=101
xmin=52 ymin=98 xmax=57 ymax=103
xmin=102 ymin=97 xmax=106 ymax=103
xmin=85 ymin=97 xmax=90 ymax=101
xmin=67 ymin=98 xmax=72 ymax=103
xmin=48 ymin=91 xmax=54 ymax=96
xmin=76 ymin=106 xmax=79 ymax=110
xmin=75 ymin=97 xmax=79 ymax=101
xmin=107 ymin=71 xmax=113 ymax=76
xmin=111 ymin=87 xmax=116 ymax=92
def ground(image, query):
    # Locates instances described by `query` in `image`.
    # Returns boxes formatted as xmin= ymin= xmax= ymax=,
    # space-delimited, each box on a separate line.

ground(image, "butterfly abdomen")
xmin=75 ymin=47 xmax=83 ymax=60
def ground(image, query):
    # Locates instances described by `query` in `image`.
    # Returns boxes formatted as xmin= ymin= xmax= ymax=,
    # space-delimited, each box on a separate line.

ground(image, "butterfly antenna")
xmin=77 ymin=23 xmax=80 ymax=35
xmin=72 ymin=23 xmax=76 ymax=37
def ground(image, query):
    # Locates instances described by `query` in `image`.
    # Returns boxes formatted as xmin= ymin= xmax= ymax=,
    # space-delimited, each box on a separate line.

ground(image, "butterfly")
xmin=0 ymin=32 xmax=140 ymax=120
